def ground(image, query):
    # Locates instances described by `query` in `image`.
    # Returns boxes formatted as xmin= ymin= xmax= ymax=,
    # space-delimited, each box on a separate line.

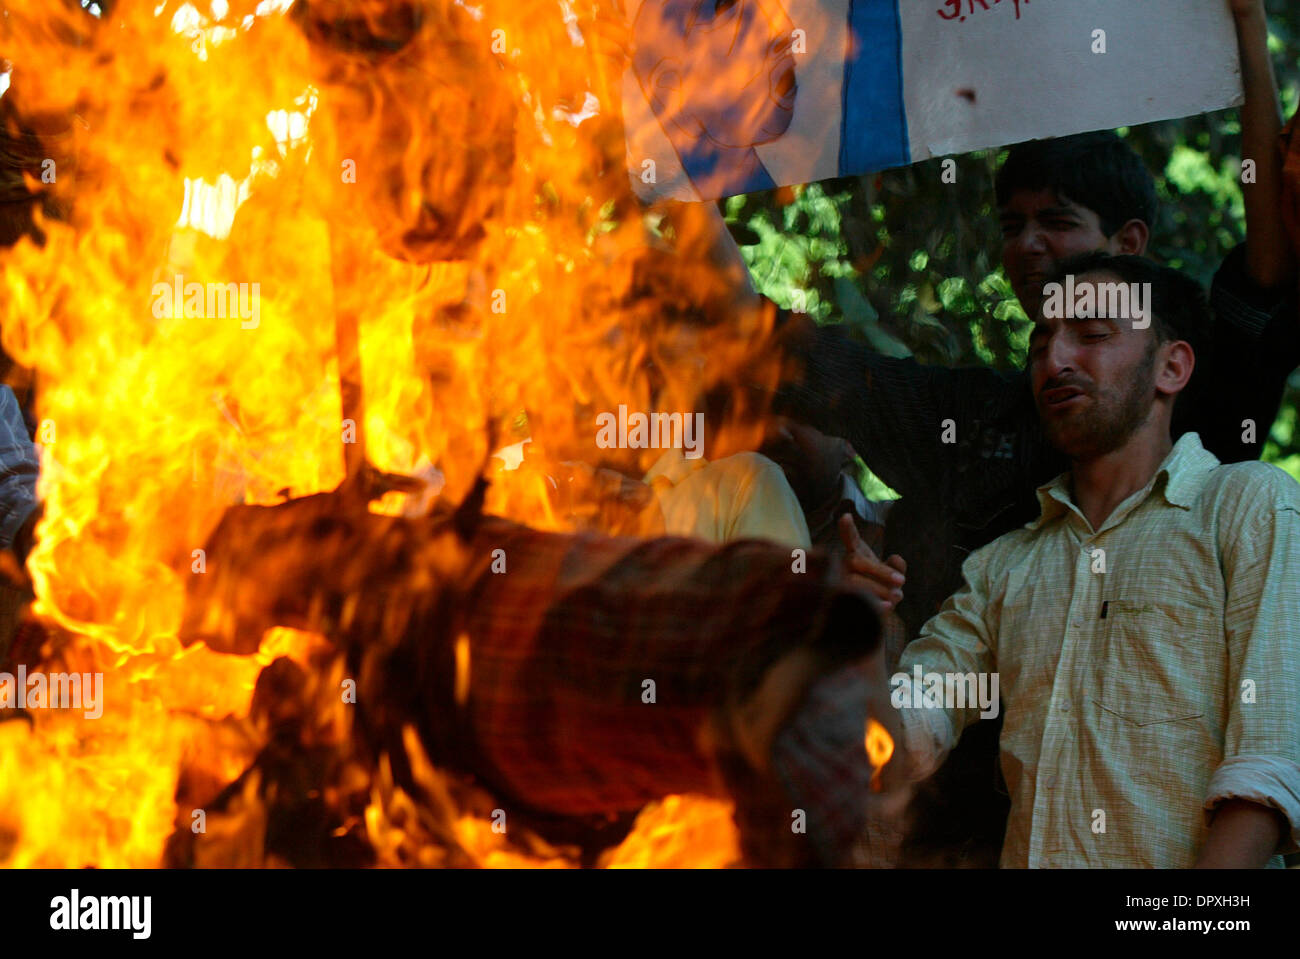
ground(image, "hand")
xmin=838 ymin=513 xmax=906 ymax=611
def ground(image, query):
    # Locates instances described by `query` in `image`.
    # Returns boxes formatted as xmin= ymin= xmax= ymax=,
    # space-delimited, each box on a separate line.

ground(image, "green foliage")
xmin=729 ymin=0 xmax=1300 ymax=482
xmin=855 ymin=455 xmax=900 ymax=502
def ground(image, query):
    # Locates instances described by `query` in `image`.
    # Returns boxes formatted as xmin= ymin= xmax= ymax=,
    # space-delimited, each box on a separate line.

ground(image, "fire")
xmin=865 ymin=717 xmax=894 ymax=792
xmin=0 ymin=0 xmax=771 ymax=868
xmin=599 ymin=795 xmax=740 ymax=869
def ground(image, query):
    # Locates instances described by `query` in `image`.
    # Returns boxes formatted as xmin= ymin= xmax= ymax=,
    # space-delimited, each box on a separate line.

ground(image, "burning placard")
xmin=625 ymin=0 xmax=1244 ymax=201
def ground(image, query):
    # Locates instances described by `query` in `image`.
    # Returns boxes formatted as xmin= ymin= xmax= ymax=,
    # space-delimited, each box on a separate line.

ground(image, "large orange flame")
xmin=0 ymin=0 xmax=787 ymax=868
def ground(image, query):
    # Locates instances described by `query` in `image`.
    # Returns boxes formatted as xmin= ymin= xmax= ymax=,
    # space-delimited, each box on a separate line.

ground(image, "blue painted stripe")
xmin=840 ymin=0 xmax=910 ymax=176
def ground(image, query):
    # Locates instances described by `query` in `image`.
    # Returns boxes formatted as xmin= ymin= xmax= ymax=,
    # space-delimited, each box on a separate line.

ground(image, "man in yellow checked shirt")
xmin=875 ymin=254 xmax=1300 ymax=868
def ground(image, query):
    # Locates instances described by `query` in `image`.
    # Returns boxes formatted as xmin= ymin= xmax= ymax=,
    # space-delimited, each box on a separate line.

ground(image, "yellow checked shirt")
xmin=896 ymin=433 xmax=1300 ymax=868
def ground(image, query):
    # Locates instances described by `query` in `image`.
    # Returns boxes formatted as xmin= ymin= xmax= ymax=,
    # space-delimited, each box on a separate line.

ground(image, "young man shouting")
xmin=884 ymin=253 xmax=1300 ymax=867
xmin=763 ymin=0 xmax=1296 ymax=866
xmin=771 ymin=1 xmax=1295 ymax=639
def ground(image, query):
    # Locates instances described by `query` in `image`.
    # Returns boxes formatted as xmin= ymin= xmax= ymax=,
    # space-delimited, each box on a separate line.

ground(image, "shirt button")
xmin=1071 ymin=617 xmax=1083 ymax=627
xmin=1059 ymin=700 xmax=1070 ymax=711
xmin=1044 ymin=775 xmax=1057 ymax=788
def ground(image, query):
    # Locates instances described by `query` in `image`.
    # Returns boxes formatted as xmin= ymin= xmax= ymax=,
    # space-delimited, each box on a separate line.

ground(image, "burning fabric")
xmin=173 ymin=484 xmax=884 ymax=866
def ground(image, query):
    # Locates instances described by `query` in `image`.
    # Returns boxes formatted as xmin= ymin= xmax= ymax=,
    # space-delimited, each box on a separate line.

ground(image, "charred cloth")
xmin=173 ymin=488 xmax=881 ymax=867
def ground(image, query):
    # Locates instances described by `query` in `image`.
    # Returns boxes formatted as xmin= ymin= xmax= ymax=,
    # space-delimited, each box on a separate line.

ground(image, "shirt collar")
xmin=1029 ymin=432 xmax=1220 ymax=531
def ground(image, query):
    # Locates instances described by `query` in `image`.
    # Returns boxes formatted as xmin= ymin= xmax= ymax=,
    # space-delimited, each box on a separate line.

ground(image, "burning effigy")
xmin=0 ymin=0 xmax=893 ymax=869
xmin=6 ymin=0 xmax=1291 ymax=884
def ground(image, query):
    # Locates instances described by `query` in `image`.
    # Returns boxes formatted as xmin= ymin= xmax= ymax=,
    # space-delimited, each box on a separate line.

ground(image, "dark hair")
xmin=995 ymin=132 xmax=1158 ymax=237
xmin=1044 ymin=253 xmax=1212 ymax=421
xmin=1046 ymin=252 xmax=1210 ymax=350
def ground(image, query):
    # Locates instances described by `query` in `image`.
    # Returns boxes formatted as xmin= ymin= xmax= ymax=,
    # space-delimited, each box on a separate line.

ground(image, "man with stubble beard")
xmin=880 ymin=252 xmax=1300 ymax=867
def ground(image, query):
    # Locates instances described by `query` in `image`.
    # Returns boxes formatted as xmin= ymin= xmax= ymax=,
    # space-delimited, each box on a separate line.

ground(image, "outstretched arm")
xmin=880 ymin=543 xmax=999 ymax=790
xmin=1231 ymin=0 xmax=1294 ymax=289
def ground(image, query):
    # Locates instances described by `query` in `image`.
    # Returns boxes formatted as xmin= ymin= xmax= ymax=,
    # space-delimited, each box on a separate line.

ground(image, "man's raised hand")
xmin=837 ymin=512 xmax=906 ymax=612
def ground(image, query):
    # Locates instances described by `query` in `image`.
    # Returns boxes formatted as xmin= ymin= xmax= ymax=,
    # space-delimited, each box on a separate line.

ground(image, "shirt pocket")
xmin=1090 ymin=597 xmax=1221 ymax=727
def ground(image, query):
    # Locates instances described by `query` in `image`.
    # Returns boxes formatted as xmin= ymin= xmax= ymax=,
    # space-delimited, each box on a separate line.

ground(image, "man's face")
xmin=1029 ymin=272 xmax=1158 ymax=460
xmin=1000 ymin=189 xmax=1115 ymax=317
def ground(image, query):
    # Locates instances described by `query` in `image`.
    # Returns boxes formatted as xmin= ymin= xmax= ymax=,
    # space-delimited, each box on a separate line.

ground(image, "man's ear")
xmin=1155 ymin=340 xmax=1195 ymax=399
xmin=1109 ymin=218 xmax=1149 ymax=256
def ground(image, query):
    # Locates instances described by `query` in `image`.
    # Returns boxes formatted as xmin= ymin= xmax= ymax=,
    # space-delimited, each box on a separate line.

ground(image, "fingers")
xmin=839 ymin=515 xmax=904 ymax=583
xmin=846 ymin=572 xmax=900 ymax=612
xmin=838 ymin=514 xmax=905 ymax=610
xmin=837 ymin=510 xmax=866 ymax=553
